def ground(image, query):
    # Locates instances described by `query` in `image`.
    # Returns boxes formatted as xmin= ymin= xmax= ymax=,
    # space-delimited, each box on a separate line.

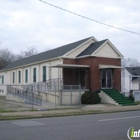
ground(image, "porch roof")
xmin=132 ymin=77 xmax=140 ymax=83
xmin=50 ymin=64 xmax=90 ymax=68
xmin=99 ymin=64 xmax=122 ymax=69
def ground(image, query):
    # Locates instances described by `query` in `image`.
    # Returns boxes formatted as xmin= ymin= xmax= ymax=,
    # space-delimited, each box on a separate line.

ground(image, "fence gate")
xmin=60 ymin=85 xmax=81 ymax=107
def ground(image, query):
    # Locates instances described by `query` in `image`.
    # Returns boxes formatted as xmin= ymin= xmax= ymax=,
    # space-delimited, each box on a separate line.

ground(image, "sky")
xmin=0 ymin=0 xmax=140 ymax=61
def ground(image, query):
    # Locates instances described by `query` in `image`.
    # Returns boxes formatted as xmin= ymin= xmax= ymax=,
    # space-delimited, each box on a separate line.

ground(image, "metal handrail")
xmin=7 ymin=85 xmax=42 ymax=105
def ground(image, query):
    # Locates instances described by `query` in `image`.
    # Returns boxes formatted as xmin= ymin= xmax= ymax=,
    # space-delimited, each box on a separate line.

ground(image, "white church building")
xmin=0 ymin=36 xmax=125 ymax=105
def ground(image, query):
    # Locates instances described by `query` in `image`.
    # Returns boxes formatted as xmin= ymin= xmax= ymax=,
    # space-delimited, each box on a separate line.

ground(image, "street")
xmin=0 ymin=111 xmax=140 ymax=140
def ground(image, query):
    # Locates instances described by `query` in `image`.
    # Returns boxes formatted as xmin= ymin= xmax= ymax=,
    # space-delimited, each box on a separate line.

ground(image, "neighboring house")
xmin=0 ymin=36 xmax=123 ymax=96
xmin=122 ymin=67 xmax=140 ymax=94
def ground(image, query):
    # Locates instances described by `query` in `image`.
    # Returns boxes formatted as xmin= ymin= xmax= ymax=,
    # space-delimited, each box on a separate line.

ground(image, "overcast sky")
xmin=0 ymin=0 xmax=140 ymax=60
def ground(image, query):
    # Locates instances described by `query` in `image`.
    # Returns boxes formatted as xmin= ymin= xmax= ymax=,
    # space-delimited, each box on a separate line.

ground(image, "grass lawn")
xmin=0 ymin=109 xmax=17 ymax=113
xmin=136 ymin=101 xmax=140 ymax=104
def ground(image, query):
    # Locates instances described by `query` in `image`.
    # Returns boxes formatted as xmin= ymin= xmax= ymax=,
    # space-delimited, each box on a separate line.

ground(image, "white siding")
xmin=0 ymin=85 xmax=7 ymax=96
xmin=0 ymin=58 xmax=63 ymax=87
xmin=123 ymin=68 xmax=140 ymax=92
xmin=0 ymin=72 xmax=7 ymax=95
xmin=93 ymin=42 xmax=120 ymax=58
xmin=124 ymin=69 xmax=131 ymax=91
xmin=6 ymin=71 xmax=10 ymax=84
xmin=132 ymin=82 xmax=140 ymax=90
xmin=49 ymin=59 xmax=63 ymax=79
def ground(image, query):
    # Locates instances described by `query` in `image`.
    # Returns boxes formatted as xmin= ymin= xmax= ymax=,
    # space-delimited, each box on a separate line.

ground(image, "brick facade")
xmin=63 ymin=57 xmax=121 ymax=91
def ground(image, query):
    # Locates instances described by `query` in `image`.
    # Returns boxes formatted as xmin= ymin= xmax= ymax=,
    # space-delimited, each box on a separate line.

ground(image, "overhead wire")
xmin=39 ymin=0 xmax=140 ymax=35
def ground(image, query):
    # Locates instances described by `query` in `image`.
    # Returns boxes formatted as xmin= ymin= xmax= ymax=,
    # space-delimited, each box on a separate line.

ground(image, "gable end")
xmin=92 ymin=40 xmax=123 ymax=59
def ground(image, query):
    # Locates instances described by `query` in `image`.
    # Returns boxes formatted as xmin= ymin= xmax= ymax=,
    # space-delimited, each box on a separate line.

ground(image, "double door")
xmin=101 ymin=69 xmax=112 ymax=88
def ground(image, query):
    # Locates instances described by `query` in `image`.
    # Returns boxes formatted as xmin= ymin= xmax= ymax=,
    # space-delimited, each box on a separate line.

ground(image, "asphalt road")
xmin=0 ymin=111 xmax=140 ymax=140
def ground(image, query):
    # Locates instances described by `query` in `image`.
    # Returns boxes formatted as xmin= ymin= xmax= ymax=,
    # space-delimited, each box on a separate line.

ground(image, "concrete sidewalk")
xmin=0 ymin=104 xmax=140 ymax=120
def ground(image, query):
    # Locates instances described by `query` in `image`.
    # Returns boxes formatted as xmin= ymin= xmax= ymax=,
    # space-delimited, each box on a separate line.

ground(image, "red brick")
xmin=63 ymin=57 xmax=121 ymax=91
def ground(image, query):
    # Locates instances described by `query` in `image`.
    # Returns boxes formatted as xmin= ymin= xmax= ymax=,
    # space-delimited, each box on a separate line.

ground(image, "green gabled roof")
xmin=0 ymin=37 xmax=92 ymax=71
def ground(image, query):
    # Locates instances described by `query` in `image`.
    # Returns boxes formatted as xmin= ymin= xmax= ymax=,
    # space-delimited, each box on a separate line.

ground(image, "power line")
xmin=39 ymin=0 xmax=140 ymax=35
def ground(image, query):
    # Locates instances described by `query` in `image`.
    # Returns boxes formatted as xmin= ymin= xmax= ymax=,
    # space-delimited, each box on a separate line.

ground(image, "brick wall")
xmin=63 ymin=59 xmax=76 ymax=64
xmin=63 ymin=59 xmax=76 ymax=85
xmin=63 ymin=57 xmax=121 ymax=91
xmin=63 ymin=68 xmax=76 ymax=85
xmin=91 ymin=57 xmax=121 ymax=91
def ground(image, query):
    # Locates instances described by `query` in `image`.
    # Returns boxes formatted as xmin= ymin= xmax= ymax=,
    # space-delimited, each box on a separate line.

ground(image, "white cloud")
xmin=0 ymin=0 xmax=140 ymax=61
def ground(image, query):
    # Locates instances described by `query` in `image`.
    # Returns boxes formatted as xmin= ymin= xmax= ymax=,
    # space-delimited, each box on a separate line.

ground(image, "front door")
xmin=80 ymin=70 xmax=86 ymax=89
xmin=101 ymin=69 xmax=112 ymax=88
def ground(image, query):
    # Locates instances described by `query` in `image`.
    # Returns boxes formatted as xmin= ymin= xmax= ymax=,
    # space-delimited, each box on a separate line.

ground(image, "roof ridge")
xmin=14 ymin=37 xmax=93 ymax=61
xmin=0 ymin=36 xmax=93 ymax=71
xmin=16 ymin=36 xmax=93 ymax=60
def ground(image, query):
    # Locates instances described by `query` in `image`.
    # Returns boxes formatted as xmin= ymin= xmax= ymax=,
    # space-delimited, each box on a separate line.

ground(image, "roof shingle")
xmin=0 ymin=37 xmax=92 ymax=71
xmin=126 ymin=67 xmax=140 ymax=76
xmin=77 ymin=39 xmax=107 ymax=57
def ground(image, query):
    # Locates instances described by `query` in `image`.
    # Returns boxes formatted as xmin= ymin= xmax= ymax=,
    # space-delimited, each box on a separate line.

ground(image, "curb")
xmin=0 ymin=107 xmax=140 ymax=121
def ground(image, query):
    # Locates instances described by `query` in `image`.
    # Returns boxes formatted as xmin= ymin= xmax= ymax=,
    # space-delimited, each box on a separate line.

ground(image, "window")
xmin=25 ymin=70 xmax=28 ymax=83
xmin=13 ymin=72 xmax=15 ymax=83
xmin=18 ymin=71 xmax=21 ymax=83
xmin=33 ymin=68 xmax=36 ymax=82
xmin=2 ymin=75 xmax=4 ymax=84
xmin=43 ymin=66 xmax=46 ymax=82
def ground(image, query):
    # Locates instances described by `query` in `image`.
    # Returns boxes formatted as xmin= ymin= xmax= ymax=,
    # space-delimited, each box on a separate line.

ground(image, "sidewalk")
xmin=0 ymin=104 xmax=140 ymax=120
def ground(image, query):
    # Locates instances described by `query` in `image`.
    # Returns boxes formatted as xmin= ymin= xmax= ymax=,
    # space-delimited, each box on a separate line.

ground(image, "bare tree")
xmin=0 ymin=47 xmax=15 ymax=69
xmin=0 ymin=45 xmax=38 ymax=69
xmin=16 ymin=46 xmax=38 ymax=60
xmin=122 ymin=58 xmax=140 ymax=67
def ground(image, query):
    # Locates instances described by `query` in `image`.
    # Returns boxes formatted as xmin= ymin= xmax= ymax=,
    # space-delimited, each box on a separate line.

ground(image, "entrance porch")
xmin=50 ymin=64 xmax=122 ymax=92
xmin=50 ymin=64 xmax=90 ymax=90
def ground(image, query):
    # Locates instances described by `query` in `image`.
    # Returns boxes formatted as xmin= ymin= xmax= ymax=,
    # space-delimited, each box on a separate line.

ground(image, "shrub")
xmin=81 ymin=91 xmax=101 ymax=104
xmin=128 ymin=94 xmax=134 ymax=102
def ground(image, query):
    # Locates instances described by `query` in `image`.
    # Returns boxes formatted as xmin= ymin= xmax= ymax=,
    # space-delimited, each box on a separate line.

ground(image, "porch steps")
xmin=102 ymin=89 xmax=137 ymax=106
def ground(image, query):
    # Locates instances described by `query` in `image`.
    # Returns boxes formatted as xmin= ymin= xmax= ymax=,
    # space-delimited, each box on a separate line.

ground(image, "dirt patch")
xmin=0 ymin=99 xmax=39 ymax=111
xmin=0 ymin=96 xmax=6 ymax=100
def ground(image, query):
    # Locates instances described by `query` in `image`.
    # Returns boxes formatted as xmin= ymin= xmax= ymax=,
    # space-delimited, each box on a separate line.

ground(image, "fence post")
xmin=55 ymin=85 xmax=57 ymax=108
xmin=60 ymin=85 xmax=63 ymax=105
xmin=70 ymin=85 xmax=72 ymax=105
xmin=31 ymin=84 xmax=34 ymax=110
xmin=79 ymin=84 xmax=81 ymax=108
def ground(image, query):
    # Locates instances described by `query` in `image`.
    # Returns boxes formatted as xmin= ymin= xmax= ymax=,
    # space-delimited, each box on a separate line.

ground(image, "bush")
xmin=128 ymin=94 xmax=134 ymax=102
xmin=81 ymin=91 xmax=101 ymax=104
